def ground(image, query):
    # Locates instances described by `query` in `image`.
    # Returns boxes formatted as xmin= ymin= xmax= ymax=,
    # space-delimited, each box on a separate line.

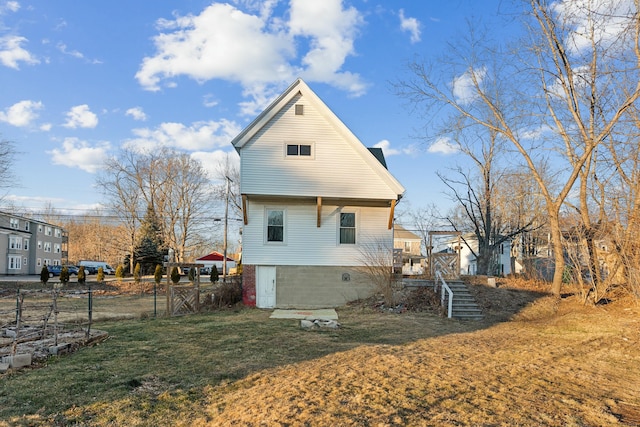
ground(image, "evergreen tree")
xmin=78 ymin=266 xmax=86 ymax=285
xmin=170 ymin=266 xmax=180 ymax=284
xmin=134 ymin=205 xmax=165 ymax=275
xmin=210 ymin=265 xmax=219 ymax=283
xmin=188 ymin=267 xmax=196 ymax=282
xmin=134 ymin=263 xmax=141 ymax=284
xmin=97 ymin=267 xmax=105 ymax=283
xmin=40 ymin=265 xmax=49 ymax=285
xmin=154 ymin=264 xmax=163 ymax=285
xmin=115 ymin=264 xmax=125 ymax=279
xmin=60 ymin=266 xmax=70 ymax=285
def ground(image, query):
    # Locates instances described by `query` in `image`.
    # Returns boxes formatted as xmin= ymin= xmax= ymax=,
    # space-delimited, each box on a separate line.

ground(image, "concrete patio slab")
xmin=270 ymin=309 xmax=338 ymax=320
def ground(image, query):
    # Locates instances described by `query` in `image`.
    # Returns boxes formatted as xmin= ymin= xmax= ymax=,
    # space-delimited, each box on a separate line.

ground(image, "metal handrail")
xmin=434 ymin=270 xmax=453 ymax=318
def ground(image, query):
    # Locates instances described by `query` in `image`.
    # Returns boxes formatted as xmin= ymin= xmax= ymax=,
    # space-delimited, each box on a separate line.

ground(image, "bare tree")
xmin=395 ymin=1 xmax=640 ymax=295
xmin=0 ymin=138 xmax=18 ymax=200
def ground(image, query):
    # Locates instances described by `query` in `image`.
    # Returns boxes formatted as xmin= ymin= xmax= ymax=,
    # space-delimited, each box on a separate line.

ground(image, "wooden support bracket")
xmin=317 ymin=196 xmax=322 ymax=228
xmin=388 ymin=199 xmax=396 ymax=230
xmin=242 ymin=195 xmax=248 ymax=225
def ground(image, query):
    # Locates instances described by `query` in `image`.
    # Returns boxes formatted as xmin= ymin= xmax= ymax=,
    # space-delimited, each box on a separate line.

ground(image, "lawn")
xmin=0 ymin=281 xmax=639 ymax=426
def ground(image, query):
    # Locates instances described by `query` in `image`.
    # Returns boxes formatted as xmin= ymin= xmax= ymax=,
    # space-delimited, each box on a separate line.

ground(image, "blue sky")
xmin=0 ymin=0 xmax=510 ymax=217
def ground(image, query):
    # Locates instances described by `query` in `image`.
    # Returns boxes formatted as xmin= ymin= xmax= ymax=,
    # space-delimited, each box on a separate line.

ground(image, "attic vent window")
xmin=286 ymin=144 xmax=312 ymax=156
xmin=295 ymin=104 xmax=304 ymax=115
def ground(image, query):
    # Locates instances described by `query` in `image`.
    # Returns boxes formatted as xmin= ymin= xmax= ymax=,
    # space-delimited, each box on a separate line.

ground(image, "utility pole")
xmin=223 ymin=175 xmax=232 ymax=282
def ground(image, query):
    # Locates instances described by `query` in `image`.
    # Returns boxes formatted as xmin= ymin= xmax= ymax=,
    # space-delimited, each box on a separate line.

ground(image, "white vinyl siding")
xmin=243 ymin=200 xmax=392 ymax=266
xmin=240 ymin=96 xmax=399 ymax=200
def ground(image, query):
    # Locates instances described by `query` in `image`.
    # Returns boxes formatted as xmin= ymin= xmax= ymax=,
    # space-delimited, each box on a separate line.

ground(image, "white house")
xmin=231 ymin=79 xmax=405 ymax=308
xmin=443 ymin=233 xmax=513 ymax=276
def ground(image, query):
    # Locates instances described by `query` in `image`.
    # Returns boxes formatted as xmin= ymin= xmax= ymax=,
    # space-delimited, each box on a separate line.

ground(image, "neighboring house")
xmin=442 ymin=233 xmax=513 ymax=276
xmin=195 ymin=251 xmax=237 ymax=274
xmin=0 ymin=211 xmax=65 ymax=275
xmin=231 ymin=78 xmax=405 ymax=308
xmin=393 ymin=224 xmax=424 ymax=275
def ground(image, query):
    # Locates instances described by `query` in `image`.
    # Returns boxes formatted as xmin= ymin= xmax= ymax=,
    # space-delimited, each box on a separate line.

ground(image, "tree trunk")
xmin=548 ymin=209 xmax=564 ymax=296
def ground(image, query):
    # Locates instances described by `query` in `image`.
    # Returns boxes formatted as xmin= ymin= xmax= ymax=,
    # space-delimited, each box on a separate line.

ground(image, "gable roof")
xmin=196 ymin=251 xmax=235 ymax=262
xmin=230 ymin=78 xmax=404 ymax=198
xmin=394 ymin=224 xmax=421 ymax=241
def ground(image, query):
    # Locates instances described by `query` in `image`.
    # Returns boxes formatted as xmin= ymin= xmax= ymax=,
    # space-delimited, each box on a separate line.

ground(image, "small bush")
xmin=115 ymin=264 xmax=125 ymax=279
xmin=170 ymin=266 xmax=180 ymax=284
xmin=210 ymin=265 xmax=219 ymax=283
xmin=134 ymin=263 xmax=141 ymax=284
xmin=188 ymin=267 xmax=196 ymax=282
xmin=78 ymin=266 xmax=86 ymax=285
xmin=213 ymin=278 xmax=242 ymax=307
xmin=40 ymin=266 xmax=49 ymax=285
xmin=97 ymin=267 xmax=105 ymax=283
xmin=60 ymin=266 xmax=70 ymax=284
xmin=154 ymin=264 xmax=163 ymax=285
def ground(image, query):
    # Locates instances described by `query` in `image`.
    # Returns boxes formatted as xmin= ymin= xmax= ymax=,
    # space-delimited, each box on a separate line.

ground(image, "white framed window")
xmin=25 ymin=222 xmax=29 ymax=231
xmin=285 ymin=142 xmax=314 ymax=158
xmin=266 ymin=209 xmax=285 ymax=243
xmin=54 ymin=243 xmax=61 ymax=253
xmin=38 ymin=240 xmax=42 ymax=249
xmin=8 ymin=255 xmax=22 ymax=270
xmin=44 ymin=259 xmax=51 ymax=266
xmin=44 ymin=242 xmax=51 ymax=252
xmin=404 ymin=241 xmax=411 ymax=252
xmin=24 ymin=239 xmax=29 ymax=251
xmin=23 ymin=257 xmax=27 ymax=266
xmin=9 ymin=236 xmax=22 ymax=250
xmin=55 ymin=228 xmax=61 ymax=238
xmin=37 ymin=258 xmax=42 ymax=267
xmin=45 ymin=226 xmax=52 ymax=236
xmin=52 ymin=259 xmax=60 ymax=266
xmin=339 ymin=212 xmax=356 ymax=244
xmin=38 ymin=224 xmax=43 ymax=233
xmin=9 ymin=218 xmax=19 ymax=229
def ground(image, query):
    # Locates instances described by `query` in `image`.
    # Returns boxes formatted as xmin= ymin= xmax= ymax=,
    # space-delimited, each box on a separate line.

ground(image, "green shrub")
xmin=40 ymin=265 xmax=49 ymax=285
xmin=60 ymin=266 xmax=70 ymax=284
xmin=210 ymin=265 xmax=219 ymax=283
xmin=170 ymin=266 xmax=180 ymax=284
xmin=77 ymin=266 xmax=86 ymax=285
xmin=188 ymin=267 xmax=196 ymax=282
xmin=134 ymin=263 xmax=141 ymax=284
xmin=213 ymin=277 xmax=242 ymax=307
xmin=115 ymin=264 xmax=125 ymax=279
xmin=154 ymin=264 xmax=163 ymax=285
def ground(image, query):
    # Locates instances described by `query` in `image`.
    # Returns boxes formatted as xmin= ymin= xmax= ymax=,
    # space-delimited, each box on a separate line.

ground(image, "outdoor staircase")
xmin=444 ymin=280 xmax=484 ymax=321
xmin=403 ymin=278 xmax=484 ymax=321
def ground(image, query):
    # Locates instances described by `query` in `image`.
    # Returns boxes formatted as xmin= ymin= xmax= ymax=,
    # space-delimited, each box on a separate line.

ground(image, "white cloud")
xmin=56 ymin=42 xmax=84 ymax=59
xmin=552 ymin=0 xmax=636 ymax=54
xmin=2 ymin=1 xmax=20 ymax=13
xmin=289 ymin=0 xmax=367 ymax=95
xmin=399 ymin=9 xmax=421 ymax=43
xmin=48 ymin=137 xmax=111 ymax=173
xmin=452 ymin=67 xmax=486 ymax=105
xmin=0 ymin=100 xmax=43 ymax=127
xmin=0 ymin=35 xmax=39 ymax=69
xmin=203 ymin=94 xmax=218 ymax=108
xmin=373 ymin=139 xmax=400 ymax=156
xmin=123 ymin=119 xmax=242 ymax=153
xmin=191 ymin=149 xmax=240 ymax=180
xmin=428 ymin=137 xmax=458 ymax=155
xmin=136 ymin=0 xmax=367 ymax=112
xmin=63 ymin=104 xmax=98 ymax=128
xmin=125 ymin=107 xmax=147 ymax=121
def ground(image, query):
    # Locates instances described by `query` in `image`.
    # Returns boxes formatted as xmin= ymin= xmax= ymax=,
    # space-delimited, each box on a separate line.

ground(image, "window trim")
xmin=8 ymin=255 xmax=22 ymax=270
xmin=284 ymin=142 xmax=314 ymax=159
xmin=265 ymin=208 xmax=286 ymax=244
xmin=338 ymin=211 xmax=357 ymax=245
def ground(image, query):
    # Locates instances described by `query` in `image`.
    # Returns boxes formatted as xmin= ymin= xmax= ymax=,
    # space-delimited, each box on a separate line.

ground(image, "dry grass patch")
xmin=1 ymin=281 xmax=639 ymax=426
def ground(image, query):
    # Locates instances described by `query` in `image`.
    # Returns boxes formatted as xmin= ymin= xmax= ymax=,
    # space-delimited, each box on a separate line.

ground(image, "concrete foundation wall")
xmin=243 ymin=264 xmax=377 ymax=308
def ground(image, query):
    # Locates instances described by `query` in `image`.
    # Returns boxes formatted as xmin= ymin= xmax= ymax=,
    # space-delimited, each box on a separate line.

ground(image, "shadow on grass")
xmin=0 ymin=278 xmax=553 ymax=422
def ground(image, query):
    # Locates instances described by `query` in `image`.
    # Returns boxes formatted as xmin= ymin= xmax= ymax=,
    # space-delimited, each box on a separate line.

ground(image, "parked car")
xmin=46 ymin=265 xmax=78 ymax=277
